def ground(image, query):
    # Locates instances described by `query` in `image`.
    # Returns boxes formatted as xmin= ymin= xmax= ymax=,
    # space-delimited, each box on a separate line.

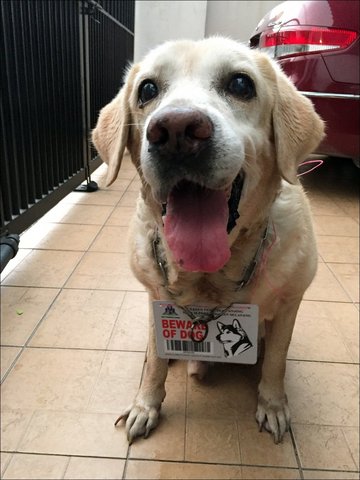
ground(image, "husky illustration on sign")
xmin=216 ymin=319 xmax=253 ymax=357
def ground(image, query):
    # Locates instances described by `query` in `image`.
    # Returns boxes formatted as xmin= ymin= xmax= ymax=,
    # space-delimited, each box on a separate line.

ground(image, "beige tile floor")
xmin=1 ymin=155 xmax=359 ymax=480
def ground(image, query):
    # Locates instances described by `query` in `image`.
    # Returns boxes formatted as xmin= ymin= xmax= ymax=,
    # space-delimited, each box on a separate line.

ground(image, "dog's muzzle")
xmin=147 ymin=106 xmax=213 ymax=158
xmin=144 ymin=106 xmax=223 ymax=203
xmin=144 ymin=106 xmax=244 ymax=273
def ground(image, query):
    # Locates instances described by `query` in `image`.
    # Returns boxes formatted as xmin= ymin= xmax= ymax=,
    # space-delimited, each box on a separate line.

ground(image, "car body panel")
xmin=250 ymin=0 xmax=360 ymax=160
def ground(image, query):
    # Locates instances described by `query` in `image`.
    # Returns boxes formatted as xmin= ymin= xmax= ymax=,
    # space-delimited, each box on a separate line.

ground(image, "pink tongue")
xmin=164 ymin=184 xmax=230 ymax=272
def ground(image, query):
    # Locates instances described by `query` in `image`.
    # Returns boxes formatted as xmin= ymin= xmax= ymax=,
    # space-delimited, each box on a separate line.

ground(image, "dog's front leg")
xmin=256 ymin=298 xmax=301 ymax=444
xmin=116 ymin=298 xmax=168 ymax=443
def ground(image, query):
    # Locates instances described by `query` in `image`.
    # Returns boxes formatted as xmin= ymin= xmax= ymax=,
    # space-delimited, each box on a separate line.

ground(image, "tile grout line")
xmin=182 ymin=371 xmax=190 ymax=463
xmin=315 ymin=261 xmax=355 ymax=304
xmin=0 ymin=349 xmax=24 ymax=385
xmin=0 ymin=183 xmax=128 ymax=384
xmin=0 ymin=451 xmax=13 ymax=477
xmin=1 ymin=285 xmax=146 ymax=293
xmin=123 ymin=347 xmax=148 ymax=479
xmin=4 ymin=283 xmax=349 ymax=301
xmin=1 ymin=168 xmax=132 ymax=285
xmin=61 ymin=455 xmax=72 ymax=480
xmin=0 ymin=285 xmax=63 ymax=384
xmin=289 ymin=425 xmax=304 ymax=479
xmin=2 ymin=343 xmax=357 ymax=366
xmin=104 ymin=294 xmax=128 ymax=353
xmin=84 ymin=186 xmax=130 ymax=252
xmin=0 ymin=344 xmax=147 ymax=354
xmin=0 ymin=450 xmax=310 ymax=470
xmin=82 ymin=293 xmax=129 ymax=415
xmin=0 ymin=250 xmax=33 ymax=283
xmin=287 ymin=358 xmax=359 ymax=366
xmin=325 ymin=309 xmax=360 ymax=365
xmin=341 ymin=427 xmax=359 ymax=472
xmin=235 ymin=419 xmax=243 ymax=467
xmin=3 ymin=410 xmax=38 ymax=466
xmin=1 ymin=449 xmax=359 ymax=474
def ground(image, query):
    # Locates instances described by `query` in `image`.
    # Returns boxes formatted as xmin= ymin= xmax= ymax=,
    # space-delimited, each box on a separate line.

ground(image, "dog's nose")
xmin=146 ymin=107 xmax=213 ymax=156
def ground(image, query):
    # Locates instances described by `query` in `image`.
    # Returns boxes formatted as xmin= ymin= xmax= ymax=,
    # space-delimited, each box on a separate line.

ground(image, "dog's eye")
xmin=227 ymin=74 xmax=256 ymax=100
xmin=138 ymin=80 xmax=158 ymax=106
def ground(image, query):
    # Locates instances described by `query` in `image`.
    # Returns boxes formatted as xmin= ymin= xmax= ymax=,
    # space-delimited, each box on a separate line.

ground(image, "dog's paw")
xmin=255 ymin=393 xmax=290 ymax=444
xmin=115 ymin=397 xmax=163 ymax=444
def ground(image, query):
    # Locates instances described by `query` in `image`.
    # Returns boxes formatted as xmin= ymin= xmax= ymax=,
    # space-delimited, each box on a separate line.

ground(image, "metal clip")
xmin=190 ymin=317 xmax=209 ymax=343
xmin=152 ymin=233 xmax=168 ymax=287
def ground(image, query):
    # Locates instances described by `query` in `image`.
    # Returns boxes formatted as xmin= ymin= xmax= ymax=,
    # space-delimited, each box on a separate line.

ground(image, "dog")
xmin=92 ymin=37 xmax=324 ymax=444
xmin=216 ymin=319 xmax=253 ymax=357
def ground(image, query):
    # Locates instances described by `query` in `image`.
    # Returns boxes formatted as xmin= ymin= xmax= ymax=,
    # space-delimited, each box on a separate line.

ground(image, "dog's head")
xmin=92 ymin=37 xmax=324 ymax=273
xmin=216 ymin=319 xmax=246 ymax=342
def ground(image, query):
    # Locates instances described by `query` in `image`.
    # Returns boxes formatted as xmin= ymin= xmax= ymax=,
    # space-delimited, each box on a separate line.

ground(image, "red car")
xmin=250 ymin=0 xmax=360 ymax=165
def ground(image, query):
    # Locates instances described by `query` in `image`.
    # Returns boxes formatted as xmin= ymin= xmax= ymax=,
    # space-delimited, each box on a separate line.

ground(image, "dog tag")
xmin=153 ymin=302 xmax=258 ymax=364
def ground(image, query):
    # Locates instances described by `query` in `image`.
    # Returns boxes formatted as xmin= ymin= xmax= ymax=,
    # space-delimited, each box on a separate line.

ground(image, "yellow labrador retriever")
xmin=92 ymin=37 xmax=324 ymax=444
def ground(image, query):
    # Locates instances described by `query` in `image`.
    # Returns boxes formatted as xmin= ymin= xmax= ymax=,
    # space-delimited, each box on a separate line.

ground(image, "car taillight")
xmin=259 ymin=26 xmax=358 ymax=59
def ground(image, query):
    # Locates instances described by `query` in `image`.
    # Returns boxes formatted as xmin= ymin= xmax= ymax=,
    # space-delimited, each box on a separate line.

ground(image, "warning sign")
xmin=153 ymin=302 xmax=259 ymax=364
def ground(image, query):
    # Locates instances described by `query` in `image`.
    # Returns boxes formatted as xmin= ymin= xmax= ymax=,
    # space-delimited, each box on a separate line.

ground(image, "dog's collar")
xmin=152 ymin=219 xmax=270 ymax=291
xmin=235 ymin=221 xmax=270 ymax=290
xmin=227 ymin=174 xmax=244 ymax=234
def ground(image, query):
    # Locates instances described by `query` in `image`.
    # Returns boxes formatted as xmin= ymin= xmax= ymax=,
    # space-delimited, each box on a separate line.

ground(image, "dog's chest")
xmin=167 ymin=274 xmax=251 ymax=307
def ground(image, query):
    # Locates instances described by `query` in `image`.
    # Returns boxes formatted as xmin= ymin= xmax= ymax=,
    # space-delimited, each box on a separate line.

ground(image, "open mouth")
xmin=162 ymin=174 xmax=244 ymax=273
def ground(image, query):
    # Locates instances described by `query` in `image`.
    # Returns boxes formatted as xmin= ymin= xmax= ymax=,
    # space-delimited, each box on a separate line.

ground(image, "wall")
xmin=205 ymin=0 xmax=281 ymax=43
xmin=134 ymin=0 xmax=281 ymax=60
xmin=134 ymin=1 xmax=207 ymax=61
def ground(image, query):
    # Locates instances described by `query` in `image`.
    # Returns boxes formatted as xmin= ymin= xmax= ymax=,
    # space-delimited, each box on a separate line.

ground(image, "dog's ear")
xmin=272 ymin=63 xmax=325 ymax=184
xmin=92 ymin=65 xmax=138 ymax=186
xmin=233 ymin=319 xmax=241 ymax=330
xmin=217 ymin=321 xmax=225 ymax=333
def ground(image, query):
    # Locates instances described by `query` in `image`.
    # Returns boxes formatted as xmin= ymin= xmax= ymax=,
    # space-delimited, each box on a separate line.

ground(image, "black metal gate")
xmin=0 ymin=0 xmax=134 ymax=236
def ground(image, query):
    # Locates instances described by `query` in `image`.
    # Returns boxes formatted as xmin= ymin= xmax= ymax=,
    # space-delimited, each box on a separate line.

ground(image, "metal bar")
xmin=31 ymin=0 xmax=47 ymax=198
xmin=57 ymin=1 xmax=66 ymax=183
xmin=65 ymin=1 xmax=75 ymax=178
xmin=71 ymin=1 xmax=83 ymax=173
xmin=87 ymin=0 xmax=134 ymax=36
xmin=19 ymin=1 xmax=36 ymax=205
xmin=300 ymin=91 xmax=360 ymax=100
xmin=26 ymin=0 xmax=43 ymax=200
xmin=0 ymin=99 xmax=13 ymax=224
xmin=2 ymin=1 xmax=22 ymax=215
xmin=0 ymin=5 xmax=13 ymax=225
xmin=0 ymin=185 xmax=7 ymax=230
xmin=1 ymin=0 xmax=134 ymax=234
xmin=84 ymin=1 xmax=92 ymax=181
xmin=46 ymin=0 xmax=59 ymax=188
xmin=10 ymin=0 xmax=30 ymax=210
xmin=37 ymin=0 xmax=51 ymax=194
xmin=79 ymin=1 xmax=89 ymax=180
xmin=1 ymin=157 xmax=102 ymax=236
